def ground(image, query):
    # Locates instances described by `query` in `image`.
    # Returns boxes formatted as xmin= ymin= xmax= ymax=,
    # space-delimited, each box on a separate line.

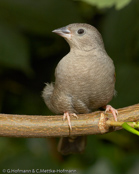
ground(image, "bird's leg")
xmin=63 ymin=112 xmax=78 ymax=131
xmin=63 ymin=112 xmax=72 ymax=130
xmin=103 ymin=105 xmax=118 ymax=121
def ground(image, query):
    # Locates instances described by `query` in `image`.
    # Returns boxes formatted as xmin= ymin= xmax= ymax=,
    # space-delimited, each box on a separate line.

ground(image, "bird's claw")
xmin=63 ymin=112 xmax=78 ymax=131
xmin=71 ymin=113 xmax=78 ymax=119
xmin=105 ymin=105 xmax=118 ymax=121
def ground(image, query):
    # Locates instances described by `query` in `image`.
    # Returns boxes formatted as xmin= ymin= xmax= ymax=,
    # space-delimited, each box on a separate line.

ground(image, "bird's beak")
xmin=52 ymin=27 xmax=71 ymax=39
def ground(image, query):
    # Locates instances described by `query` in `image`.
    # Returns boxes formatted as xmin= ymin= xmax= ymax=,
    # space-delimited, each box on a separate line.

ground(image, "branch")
xmin=0 ymin=104 xmax=139 ymax=138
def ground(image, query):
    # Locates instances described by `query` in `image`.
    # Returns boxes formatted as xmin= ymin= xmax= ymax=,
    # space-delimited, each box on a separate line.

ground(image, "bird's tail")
xmin=58 ymin=136 xmax=87 ymax=155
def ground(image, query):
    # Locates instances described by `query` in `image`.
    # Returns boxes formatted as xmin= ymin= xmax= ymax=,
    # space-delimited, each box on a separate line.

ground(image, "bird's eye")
xmin=77 ymin=29 xmax=85 ymax=35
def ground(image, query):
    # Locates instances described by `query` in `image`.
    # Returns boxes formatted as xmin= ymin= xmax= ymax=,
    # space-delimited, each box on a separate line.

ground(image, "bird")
xmin=42 ymin=23 xmax=118 ymax=155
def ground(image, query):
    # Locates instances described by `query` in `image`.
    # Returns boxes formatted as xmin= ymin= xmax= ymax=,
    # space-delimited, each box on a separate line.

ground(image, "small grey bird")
xmin=42 ymin=23 xmax=118 ymax=155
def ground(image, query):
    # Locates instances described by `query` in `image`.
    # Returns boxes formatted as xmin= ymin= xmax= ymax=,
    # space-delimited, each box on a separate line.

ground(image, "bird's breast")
xmin=54 ymin=52 xmax=115 ymax=111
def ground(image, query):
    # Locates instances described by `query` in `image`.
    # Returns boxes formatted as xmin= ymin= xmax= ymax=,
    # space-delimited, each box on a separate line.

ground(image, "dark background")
xmin=0 ymin=0 xmax=139 ymax=173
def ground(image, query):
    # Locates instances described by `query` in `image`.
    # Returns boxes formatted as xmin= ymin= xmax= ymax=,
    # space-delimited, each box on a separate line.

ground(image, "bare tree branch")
xmin=0 ymin=104 xmax=139 ymax=138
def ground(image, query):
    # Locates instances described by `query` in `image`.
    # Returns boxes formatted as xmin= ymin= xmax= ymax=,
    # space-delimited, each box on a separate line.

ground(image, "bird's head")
xmin=52 ymin=23 xmax=104 ymax=52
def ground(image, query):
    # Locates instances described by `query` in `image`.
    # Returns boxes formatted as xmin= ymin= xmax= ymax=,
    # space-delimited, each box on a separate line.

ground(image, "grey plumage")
xmin=42 ymin=23 xmax=116 ymax=155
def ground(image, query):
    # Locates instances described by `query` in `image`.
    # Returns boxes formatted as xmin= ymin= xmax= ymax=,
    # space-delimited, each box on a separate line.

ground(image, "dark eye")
xmin=77 ymin=29 xmax=85 ymax=35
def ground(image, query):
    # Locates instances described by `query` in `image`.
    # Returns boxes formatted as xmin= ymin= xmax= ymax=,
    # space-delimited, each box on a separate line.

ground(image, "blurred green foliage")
xmin=0 ymin=0 xmax=139 ymax=173
xmin=82 ymin=0 xmax=132 ymax=9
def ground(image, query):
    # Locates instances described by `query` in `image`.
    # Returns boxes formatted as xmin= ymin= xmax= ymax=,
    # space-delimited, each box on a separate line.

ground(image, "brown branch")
xmin=0 ymin=104 xmax=139 ymax=138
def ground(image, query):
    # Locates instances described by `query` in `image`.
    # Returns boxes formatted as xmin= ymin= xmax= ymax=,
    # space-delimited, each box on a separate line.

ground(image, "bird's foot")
xmin=104 ymin=105 xmax=118 ymax=121
xmin=63 ymin=112 xmax=78 ymax=131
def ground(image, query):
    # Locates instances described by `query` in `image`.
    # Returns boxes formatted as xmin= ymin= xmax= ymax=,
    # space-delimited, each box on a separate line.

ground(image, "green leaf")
xmin=116 ymin=0 xmax=132 ymax=9
xmin=122 ymin=123 xmax=139 ymax=136
xmin=81 ymin=0 xmax=132 ymax=9
xmin=0 ymin=24 xmax=31 ymax=74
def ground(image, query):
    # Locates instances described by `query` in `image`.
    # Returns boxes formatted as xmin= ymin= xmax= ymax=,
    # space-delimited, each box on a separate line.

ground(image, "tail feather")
xmin=58 ymin=136 xmax=87 ymax=155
